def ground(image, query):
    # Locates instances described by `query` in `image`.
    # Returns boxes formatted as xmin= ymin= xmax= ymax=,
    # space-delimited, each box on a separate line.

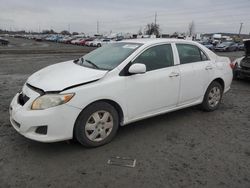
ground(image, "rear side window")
xmin=176 ymin=44 xmax=208 ymax=64
xmin=133 ymin=44 xmax=174 ymax=71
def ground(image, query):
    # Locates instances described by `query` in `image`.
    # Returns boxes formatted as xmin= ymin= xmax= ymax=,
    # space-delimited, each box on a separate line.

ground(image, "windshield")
xmin=80 ymin=42 xmax=142 ymax=70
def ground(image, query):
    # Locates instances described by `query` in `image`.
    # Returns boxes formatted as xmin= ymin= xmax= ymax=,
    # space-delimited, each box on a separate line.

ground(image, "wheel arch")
xmin=76 ymin=99 xmax=124 ymax=125
xmin=73 ymin=99 xmax=124 ymax=140
xmin=210 ymin=78 xmax=225 ymax=92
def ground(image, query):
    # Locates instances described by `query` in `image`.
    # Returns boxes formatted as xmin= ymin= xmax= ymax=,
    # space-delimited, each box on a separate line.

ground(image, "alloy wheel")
xmin=208 ymin=86 xmax=221 ymax=108
xmin=85 ymin=111 xmax=113 ymax=142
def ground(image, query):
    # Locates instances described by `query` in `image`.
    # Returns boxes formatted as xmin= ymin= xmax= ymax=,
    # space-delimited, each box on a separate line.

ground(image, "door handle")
xmin=169 ymin=72 xmax=180 ymax=77
xmin=205 ymin=66 xmax=213 ymax=70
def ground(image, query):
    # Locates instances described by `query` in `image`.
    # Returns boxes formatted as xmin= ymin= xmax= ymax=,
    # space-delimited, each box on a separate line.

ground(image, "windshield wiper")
xmin=81 ymin=57 xmax=99 ymax=69
xmin=73 ymin=59 xmax=79 ymax=63
xmin=85 ymin=59 xmax=99 ymax=69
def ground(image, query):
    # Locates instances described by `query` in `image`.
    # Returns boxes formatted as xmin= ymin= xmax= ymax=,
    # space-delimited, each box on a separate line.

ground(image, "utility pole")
xmin=154 ymin=12 xmax=157 ymax=26
xmin=97 ymin=21 xmax=99 ymax=34
xmin=238 ymin=22 xmax=243 ymax=36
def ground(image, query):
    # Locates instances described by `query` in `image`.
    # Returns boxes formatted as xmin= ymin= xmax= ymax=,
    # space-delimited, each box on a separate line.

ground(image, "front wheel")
xmin=74 ymin=102 xmax=119 ymax=147
xmin=201 ymin=81 xmax=223 ymax=111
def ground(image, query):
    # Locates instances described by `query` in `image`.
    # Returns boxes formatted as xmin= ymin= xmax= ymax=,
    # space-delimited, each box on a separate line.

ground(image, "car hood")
xmin=27 ymin=60 xmax=108 ymax=92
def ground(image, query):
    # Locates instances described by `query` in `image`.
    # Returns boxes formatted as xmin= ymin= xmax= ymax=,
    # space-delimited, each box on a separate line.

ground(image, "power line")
xmin=99 ymin=2 xmax=250 ymax=25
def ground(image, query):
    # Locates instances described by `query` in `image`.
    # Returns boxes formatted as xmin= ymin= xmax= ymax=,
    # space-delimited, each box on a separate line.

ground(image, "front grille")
xmin=18 ymin=93 xmax=30 ymax=106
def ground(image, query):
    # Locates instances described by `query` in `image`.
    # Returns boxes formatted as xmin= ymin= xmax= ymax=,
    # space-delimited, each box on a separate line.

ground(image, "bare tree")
xmin=188 ymin=21 xmax=195 ymax=36
xmin=144 ymin=23 xmax=160 ymax=36
xmin=72 ymin=32 xmax=79 ymax=35
xmin=60 ymin=30 xmax=71 ymax=35
xmin=42 ymin=29 xmax=57 ymax=34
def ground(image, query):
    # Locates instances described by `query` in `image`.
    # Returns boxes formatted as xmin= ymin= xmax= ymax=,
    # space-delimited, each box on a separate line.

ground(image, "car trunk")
xmin=240 ymin=40 xmax=250 ymax=69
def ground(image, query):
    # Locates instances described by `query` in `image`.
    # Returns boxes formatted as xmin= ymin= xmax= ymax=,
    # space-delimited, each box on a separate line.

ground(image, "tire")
xmin=97 ymin=43 xmax=101 ymax=47
xmin=74 ymin=102 xmax=119 ymax=147
xmin=201 ymin=81 xmax=223 ymax=112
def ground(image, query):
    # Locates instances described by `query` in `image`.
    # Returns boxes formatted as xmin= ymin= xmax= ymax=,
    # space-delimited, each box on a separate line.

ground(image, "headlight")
xmin=31 ymin=93 xmax=74 ymax=110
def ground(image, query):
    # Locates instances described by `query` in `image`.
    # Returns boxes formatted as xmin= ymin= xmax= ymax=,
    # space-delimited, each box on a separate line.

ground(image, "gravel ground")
xmin=0 ymin=38 xmax=249 ymax=188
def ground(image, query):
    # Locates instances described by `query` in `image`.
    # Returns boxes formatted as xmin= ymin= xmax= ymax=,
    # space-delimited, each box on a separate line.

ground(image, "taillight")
xmin=230 ymin=62 xmax=235 ymax=69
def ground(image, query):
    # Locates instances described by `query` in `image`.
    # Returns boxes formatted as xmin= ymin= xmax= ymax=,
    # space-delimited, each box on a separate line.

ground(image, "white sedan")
xmin=9 ymin=39 xmax=233 ymax=147
xmin=88 ymin=39 xmax=114 ymax=47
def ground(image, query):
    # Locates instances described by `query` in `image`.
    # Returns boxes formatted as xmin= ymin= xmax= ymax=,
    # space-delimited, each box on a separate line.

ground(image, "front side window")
xmin=176 ymin=44 xmax=206 ymax=64
xmin=132 ymin=44 xmax=174 ymax=71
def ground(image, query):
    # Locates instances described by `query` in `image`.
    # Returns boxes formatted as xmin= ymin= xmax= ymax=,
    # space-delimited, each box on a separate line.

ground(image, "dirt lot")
xmin=0 ymin=38 xmax=249 ymax=188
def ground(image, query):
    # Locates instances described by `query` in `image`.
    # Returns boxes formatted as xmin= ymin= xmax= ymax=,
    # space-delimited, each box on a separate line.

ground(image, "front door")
xmin=123 ymin=44 xmax=180 ymax=120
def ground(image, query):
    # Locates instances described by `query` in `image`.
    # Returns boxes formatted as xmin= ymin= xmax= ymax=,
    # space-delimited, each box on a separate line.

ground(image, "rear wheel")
xmin=201 ymin=81 xmax=223 ymax=111
xmin=74 ymin=102 xmax=119 ymax=147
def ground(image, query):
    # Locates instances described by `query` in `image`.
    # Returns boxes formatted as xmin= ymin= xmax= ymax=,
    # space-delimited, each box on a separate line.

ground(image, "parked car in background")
xmin=9 ymin=39 xmax=233 ymax=147
xmin=60 ymin=36 xmax=72 ymax=43
xmin=78 ymin=38 xmax=94 ymax=46
xmin=91 ymin=38 xmax=114 ymax=47
xmin=57 ymin=36 xmax=68 ymax=43
xmin=45 ymin=35 xmax=63 ymax=42
xmin=34 ymin=36 xmax=43 ymax=42
xmin=115 ymin=36 xmax=124 ymax=41
xmin=75 ymin=38 xmax=87 ymax=45
xmin=71 ymin=38 xmax=85 ymax=45
xmin=238 ymin=43 xmax=245 ymax=51
xmin=198 ymin=41 xmax=214 ymax=51
xmin=0 ymin=37 xmax=9 ymax=45
xmin=86 ymin=39 xmax=100 ymax=47
xmin=215 ymin=42 xmax=238 ymax=52
xmin=85 ymin=39 xmax=95 ymax=46
xmin=232 ymin=39 xmax=250 ymax=79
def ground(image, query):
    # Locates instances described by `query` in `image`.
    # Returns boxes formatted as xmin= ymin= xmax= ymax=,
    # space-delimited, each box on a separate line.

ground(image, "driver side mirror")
xmin=128 ymin=63 xmax=146 ymax=74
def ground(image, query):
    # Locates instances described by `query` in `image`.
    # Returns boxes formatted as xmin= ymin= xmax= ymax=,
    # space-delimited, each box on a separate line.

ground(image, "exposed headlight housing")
xmin=31 ymin=93 xmax=74 ymax=110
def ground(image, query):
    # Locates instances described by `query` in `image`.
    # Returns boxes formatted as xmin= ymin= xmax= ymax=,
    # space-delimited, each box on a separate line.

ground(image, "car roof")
xmin=121 ymin=38 xmax=218 ymax=60
xmin=120 ymin=38 xmax=200 ymax=46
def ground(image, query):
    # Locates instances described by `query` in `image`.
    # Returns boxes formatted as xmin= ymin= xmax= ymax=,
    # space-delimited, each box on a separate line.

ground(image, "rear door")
xmin=175 ymin=43 xmax=213 ymax=105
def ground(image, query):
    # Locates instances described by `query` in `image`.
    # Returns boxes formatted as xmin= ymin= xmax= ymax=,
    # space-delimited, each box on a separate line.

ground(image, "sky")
xmin=0 ymin=0 xmax=250 ymax=35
